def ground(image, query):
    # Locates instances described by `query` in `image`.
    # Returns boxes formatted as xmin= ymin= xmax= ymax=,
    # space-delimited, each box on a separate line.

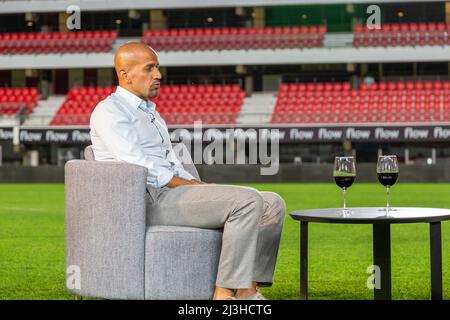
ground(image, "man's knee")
xmin=261 ymin=192 xmax=286 ymax=224
xmin=231 ymin=188 xmax=265 ymax=220
xmin=263 ymin=192 xmax=286 ymax=212
xmin=242 ymin=188 xmax=265 ymax=213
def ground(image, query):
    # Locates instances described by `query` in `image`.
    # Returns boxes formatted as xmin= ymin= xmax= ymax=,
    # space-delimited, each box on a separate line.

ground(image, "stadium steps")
xmin=236 ymin=92 xmax=277 ymax=125
xmin=0 ymin=115 xmax=20 ymax=126
xmin=323 ymin=33 xmax=354 ymax=48
xmin=22 ymin=95 xmax=66 ymax=127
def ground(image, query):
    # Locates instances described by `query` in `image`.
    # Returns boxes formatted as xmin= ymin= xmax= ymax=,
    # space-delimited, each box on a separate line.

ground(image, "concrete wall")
xmin=198 ymin=163 xmax=450 ymax=183
xmin=1 ymin=164 xmax=449 ymax=183
xmin=97 ymin=68 xmax=113 ymax=87
xmin=11 ymin=70 xmax=26 ymax=87
xmin=0 ymin=166 xmax=64 ymax=183
xmin=68 ymin=69 xmax=84 ymax=88
xmin=0 ymin=0 xmax=420 ymax=14
xmin=3 ymin=46 xmax=450 ymax=70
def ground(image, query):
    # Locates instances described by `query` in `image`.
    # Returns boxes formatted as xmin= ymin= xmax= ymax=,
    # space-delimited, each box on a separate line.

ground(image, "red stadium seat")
xmin=0 ymin=87 xmax=40 ymax=116
xmin=50 ymin=84 xmax=245 ymax=126
xmin=272 ymin=80 xmax=450 ymax=124
xmin=140 ymin=25 xmax=326 ymax=52
xmin=0 ymin=30 xmax=117 ymax=55
xmin=353 ymin=22 xmax=446 ymax=48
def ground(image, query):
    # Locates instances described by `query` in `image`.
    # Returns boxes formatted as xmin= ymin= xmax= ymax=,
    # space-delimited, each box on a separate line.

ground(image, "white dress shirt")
xmin=90 ymin=86 xmax=195 ymax=188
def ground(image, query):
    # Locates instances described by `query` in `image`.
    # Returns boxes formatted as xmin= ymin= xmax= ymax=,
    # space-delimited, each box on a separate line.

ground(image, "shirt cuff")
xmin=176 ymin=167 xmax=195 ymax=181
xmin=148 ymin=169 xmax=174 ymax=189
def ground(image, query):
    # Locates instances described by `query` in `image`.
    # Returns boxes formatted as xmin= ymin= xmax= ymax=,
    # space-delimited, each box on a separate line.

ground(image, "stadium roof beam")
xmin=0 ymin=0 xmax=438 ymax=14
xmin=1 ymin=46 xmax=450 ymax=69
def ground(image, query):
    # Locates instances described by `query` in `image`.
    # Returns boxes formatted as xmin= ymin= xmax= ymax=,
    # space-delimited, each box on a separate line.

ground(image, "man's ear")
xmin=120 ymin=70 xmax=131 ymax=84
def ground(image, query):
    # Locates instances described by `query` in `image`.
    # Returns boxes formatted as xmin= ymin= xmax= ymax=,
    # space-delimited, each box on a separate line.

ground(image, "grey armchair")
xmin=65 ymin=144 xmax=222 ymax=300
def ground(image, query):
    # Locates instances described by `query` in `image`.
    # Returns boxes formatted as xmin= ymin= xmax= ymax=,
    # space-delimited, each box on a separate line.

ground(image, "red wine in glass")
xmin=377 ymin=172 xmax=398 ymax=187
xmin=333 ymin=156 xmax=356 ymax=216
xmin=377 ymin=155 xmax=399 ymax=215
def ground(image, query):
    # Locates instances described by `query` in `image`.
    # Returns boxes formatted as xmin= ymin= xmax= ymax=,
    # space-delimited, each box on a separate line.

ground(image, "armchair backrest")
xmin=84 ymin=145 xmax=95 ymax=161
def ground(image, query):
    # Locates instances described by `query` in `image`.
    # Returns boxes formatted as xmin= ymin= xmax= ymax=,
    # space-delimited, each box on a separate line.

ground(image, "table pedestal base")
xmin=373 ymin=224 xmax=391 ymax=300
xmin=430 ymin=222 xmax=443 ymax=300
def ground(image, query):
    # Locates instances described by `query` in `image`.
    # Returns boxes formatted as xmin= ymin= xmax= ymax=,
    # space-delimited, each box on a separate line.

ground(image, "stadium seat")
xmin=0 ymin=87 xmax=40 ymax=116
xmin=353 ymin=22 xmax=447 ymax=48
xmin=142 ymin=25 xmax=326 ymax=52
xmin=272 ymin=80 xmax=450 ymax=124
xmin=50 ymin=84 xmax=245 ymax=126
xmin=0 ymin=30 xmax=117 ymax=55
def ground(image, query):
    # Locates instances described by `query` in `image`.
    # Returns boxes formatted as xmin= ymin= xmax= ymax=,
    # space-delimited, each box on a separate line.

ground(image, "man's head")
xmin=114 ymin=42 xmax=162 ymax=99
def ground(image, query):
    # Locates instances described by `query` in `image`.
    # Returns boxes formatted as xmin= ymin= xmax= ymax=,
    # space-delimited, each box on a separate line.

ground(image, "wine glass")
xmin=377 ymin=155 xmax=399 ymax=215
xmin=334 ymin=156 xmax=356 ymax=216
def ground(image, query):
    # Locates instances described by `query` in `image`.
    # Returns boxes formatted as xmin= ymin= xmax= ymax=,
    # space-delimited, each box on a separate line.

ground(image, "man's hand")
xmin=191 ymin=179 xmax=207 ymax=185
xmin=165 ymin=176 xmax=206 ymax=188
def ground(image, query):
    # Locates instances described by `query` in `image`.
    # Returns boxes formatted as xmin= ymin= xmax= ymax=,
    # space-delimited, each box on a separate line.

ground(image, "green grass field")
xmin=1 ymin=183 xmax=450 ymax=300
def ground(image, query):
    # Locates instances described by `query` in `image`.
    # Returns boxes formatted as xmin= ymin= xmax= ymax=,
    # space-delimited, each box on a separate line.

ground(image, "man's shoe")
xmin=235 ymin=288 xmax=267 ymax=300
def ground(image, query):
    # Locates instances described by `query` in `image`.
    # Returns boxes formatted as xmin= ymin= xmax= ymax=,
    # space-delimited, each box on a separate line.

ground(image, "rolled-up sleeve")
xmin=91 ymin=103 xmax=173 ymax=188
xmin=155 ymin=169 xmax=175 ymax=188
xmin=167 ymin=148 xmax=195 ymax=181
xmin=175 ymin=166 xmax=195 ymax=181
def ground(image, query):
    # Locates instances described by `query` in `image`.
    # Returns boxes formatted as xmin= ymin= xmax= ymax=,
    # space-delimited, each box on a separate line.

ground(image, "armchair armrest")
xmin=65 ymin=160 xmax=147 ymax=299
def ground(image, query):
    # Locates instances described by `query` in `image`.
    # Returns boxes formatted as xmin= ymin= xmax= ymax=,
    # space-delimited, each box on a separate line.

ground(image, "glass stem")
xmin=343 ymin=187 xmax=347 ymax=211
xmin=386 ymin=186 xmax=390 ymax=212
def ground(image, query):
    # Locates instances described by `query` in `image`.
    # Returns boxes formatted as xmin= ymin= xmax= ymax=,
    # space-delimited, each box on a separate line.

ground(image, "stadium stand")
xmin=0 ymin=87 xmax=40 ymax=116
xmin=49 ymin=84 xmax=245 ymax=125
xmin=50 ymin=86 xmax=115 ymax=125
xmin=1 ymin=0 xmax=450 ymax=171
xmin=142 ymin=25 xmax=327 ymax=51
xmin=272 ymin=80 xmax=450 ymax=124
xmin=154 ymin=84 xmax=245 ymax=124
xmin=353 ymin=22 xmax=449 ymax=47
xmin=0 ymin=30 xmax=118 ymax=54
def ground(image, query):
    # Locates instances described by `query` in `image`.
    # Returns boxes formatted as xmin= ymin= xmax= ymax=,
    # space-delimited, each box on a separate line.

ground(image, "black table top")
xmin=290 ymin=207 xmax=450 ymax=224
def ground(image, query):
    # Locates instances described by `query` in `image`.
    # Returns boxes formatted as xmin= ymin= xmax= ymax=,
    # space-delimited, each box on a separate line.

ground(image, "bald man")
xmin=90 ymin=42 xmax=285 ymax=300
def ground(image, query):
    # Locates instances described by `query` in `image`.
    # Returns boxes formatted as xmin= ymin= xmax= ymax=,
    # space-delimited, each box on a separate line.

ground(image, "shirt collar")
xmin=115 ymin=86 xmax=156 ymax=113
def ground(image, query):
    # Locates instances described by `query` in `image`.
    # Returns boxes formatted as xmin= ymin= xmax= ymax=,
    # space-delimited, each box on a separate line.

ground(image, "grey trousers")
xmin=146 ymin=184 xmax=286 ymax=289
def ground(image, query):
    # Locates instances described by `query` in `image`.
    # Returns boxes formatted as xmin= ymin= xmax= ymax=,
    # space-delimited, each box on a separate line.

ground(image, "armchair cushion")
xmin=144 ymin=226 xmax=222 ymax=300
